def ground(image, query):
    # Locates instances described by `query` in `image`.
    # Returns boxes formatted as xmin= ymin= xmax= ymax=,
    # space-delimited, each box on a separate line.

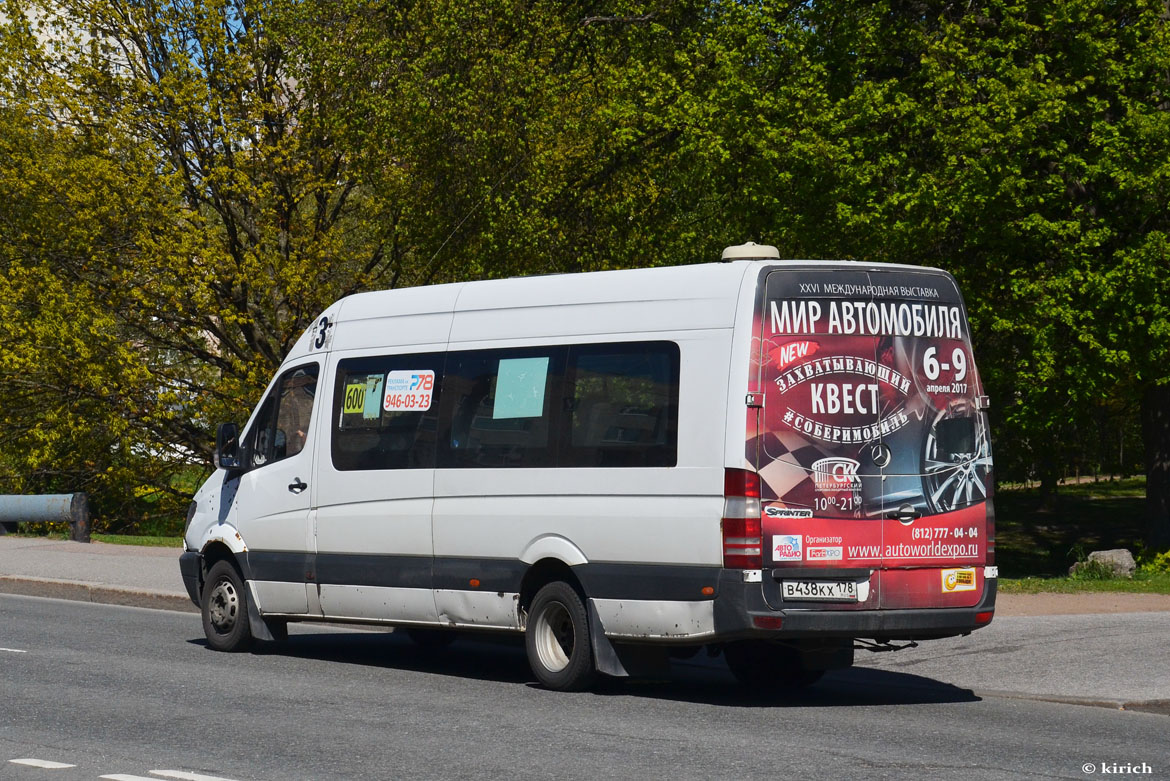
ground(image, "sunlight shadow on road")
xmin=187 ymin=628 xmax=980 ymax=709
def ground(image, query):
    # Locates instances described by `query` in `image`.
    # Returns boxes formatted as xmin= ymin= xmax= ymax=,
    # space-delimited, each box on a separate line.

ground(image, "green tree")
xmin=3 ymin=0 xmax=1169 ymax=546
xmin=768 ymin=0 xmax=1170 ymax=542
xmin=0 ymin=42 xmax=185 ymax=525
xmin=2 ymin=0 xmax=700 ymax=526
xmin=1 ymin=0 xmax=392 ymax=528
xmin=566 ymin=0 xmax=1170 ymax=541
xmin=280 ymin=0 xmax=724 ymax=279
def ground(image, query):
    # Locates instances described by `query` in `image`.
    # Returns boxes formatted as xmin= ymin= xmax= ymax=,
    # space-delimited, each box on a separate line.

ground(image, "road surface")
xmin=2 ymin=595 xmax=1167 ymax=780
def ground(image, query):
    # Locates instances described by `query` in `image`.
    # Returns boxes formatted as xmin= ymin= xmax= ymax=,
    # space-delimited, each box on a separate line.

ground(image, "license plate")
xmin=781 ymin=580 xmax=858 ymax=602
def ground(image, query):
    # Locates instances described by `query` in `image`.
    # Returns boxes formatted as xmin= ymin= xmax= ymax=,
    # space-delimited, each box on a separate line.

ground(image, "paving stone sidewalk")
xmin=0 ymin=536 xmax=192 ymax=611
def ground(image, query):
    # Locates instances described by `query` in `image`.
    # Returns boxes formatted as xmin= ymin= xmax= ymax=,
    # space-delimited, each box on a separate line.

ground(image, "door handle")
xmin=885 ymin=504 xmax=920 ymax=523
xmin=288 ymin=478 xmax=308 ymax=494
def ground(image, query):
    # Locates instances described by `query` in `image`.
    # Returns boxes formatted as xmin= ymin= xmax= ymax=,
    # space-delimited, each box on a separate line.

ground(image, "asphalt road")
xmin=856 ymin=611 xmax=1170 ymax=709
xmin=2 ymin=595 xmax=1168 ymax=781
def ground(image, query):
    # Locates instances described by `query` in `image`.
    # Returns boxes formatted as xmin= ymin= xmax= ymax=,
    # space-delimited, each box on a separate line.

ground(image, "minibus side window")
xmin=561 ymin=342 xmax=680 ymax=468
xmin=246 ymin=363 xmax=319 ymax=469
xmin=331 ymin=353 xmax=444 ymax=471
xmin=438 ymin=347 xmax=564 ymax=469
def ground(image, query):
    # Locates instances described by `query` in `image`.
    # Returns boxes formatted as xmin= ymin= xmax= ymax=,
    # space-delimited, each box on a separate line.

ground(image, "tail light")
xmin=723 ymin=468 xmax=762 ymax=569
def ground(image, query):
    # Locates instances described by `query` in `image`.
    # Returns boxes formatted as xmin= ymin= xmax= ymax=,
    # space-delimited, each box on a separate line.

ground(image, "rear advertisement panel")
xmin=747 ymin=266 xmax=993 ymax=609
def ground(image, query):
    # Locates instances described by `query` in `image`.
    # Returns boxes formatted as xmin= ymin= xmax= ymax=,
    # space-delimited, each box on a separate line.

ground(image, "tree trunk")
xmin=1038 ymin=471 xmax=1058 ymax=511
xmin=1141 ymin=383 xmax=1170 ymax=548
xmin=1036 ymin=438 xmax=1061 ymax=511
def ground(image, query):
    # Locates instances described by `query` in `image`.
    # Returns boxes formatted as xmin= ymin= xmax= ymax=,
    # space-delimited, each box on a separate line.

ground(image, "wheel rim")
xmin=923 ymin=402 xmax=991 ymax=513
xmin=533 ymin=600 xmax=574 ymax=673
xmin=208 ymin=577 xmax=239 ymax=635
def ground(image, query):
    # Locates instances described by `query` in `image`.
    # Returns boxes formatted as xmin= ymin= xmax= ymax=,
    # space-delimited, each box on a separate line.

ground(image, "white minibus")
xmin=180 ymin=242 xmax=996 ymax=691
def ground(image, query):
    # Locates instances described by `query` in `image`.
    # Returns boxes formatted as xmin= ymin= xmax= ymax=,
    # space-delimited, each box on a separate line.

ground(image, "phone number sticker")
xmin=383 ymin=370 xmax=435 ymax=412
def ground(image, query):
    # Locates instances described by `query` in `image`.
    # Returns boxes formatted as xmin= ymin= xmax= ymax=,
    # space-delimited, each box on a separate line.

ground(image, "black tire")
xmin=406 ymin=628 xmax=458 ymax=650
xmin=201 ymin=559 xmax=254 ymax=652
xmin=525 ymin=581 xmax=596 ymax=691
xmin=723 ymin=641 xmax=824 ymax=691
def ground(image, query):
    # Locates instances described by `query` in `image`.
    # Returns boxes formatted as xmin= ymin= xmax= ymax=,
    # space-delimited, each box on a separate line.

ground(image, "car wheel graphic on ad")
xmin=921 ymin=399 xmax=991 ymax=514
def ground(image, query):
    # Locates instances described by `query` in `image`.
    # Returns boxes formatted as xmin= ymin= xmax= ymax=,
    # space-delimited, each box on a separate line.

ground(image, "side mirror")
xmin=215 ymin=422 xmax=242 ymax=470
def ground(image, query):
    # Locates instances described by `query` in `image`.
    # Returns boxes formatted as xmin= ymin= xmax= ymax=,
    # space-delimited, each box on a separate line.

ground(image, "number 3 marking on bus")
xmin=314 ymin=316 xmax=330 ymax=350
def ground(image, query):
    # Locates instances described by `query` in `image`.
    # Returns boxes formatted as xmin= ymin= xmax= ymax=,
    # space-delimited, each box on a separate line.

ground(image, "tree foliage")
xmin=1 ymin=0 xmax=1168 ymax=541
xmin=1 ymin=0 xmax=386 ymax=528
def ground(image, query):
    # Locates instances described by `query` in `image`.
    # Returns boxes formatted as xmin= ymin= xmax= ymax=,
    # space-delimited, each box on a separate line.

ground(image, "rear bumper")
xmin=712 ymin=568 xmax=997 ymax=641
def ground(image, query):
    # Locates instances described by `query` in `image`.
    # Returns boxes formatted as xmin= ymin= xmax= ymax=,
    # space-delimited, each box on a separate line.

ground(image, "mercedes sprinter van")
xmin=180 ymin=242 xmax=995 ymax=691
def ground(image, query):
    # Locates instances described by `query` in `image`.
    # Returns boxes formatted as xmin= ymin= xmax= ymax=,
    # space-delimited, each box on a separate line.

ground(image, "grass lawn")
xmin=1000 ymin=572 xmax=1170 ymax=595
xmin=6 ymin=530 xmax=183 ymax=547
xmin=994 ymin=476 xmax=1170 ymax=592
xmin=994 ymin=477 xmax=1150 ymax=577
xmin=93 ymin=533 xmax=184 ymax=547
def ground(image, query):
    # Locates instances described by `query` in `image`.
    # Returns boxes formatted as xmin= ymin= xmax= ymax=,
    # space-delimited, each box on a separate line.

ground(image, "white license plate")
xmin=782 ymin=580 xmax=858 ymax=602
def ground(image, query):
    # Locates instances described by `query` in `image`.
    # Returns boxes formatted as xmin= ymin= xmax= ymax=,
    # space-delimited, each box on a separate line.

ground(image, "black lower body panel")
xmin=713 ymin=569 xmax=996 ymax=641
xmin=179 ymin=550 xmax=202 ymax=607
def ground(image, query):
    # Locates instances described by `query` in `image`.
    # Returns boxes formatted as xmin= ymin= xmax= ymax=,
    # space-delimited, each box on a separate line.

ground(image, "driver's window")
xmin=248 ymin=396 xmax=277 ymax=468
xmin=275 ymin=367 xmax=317 ymax=459
xmin=246 ymin=363 xmax=319 ymax=469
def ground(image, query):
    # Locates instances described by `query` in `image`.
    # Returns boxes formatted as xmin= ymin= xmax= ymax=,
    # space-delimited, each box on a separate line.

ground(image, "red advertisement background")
xmin=746 ymin=267 xmax=992 ymax=610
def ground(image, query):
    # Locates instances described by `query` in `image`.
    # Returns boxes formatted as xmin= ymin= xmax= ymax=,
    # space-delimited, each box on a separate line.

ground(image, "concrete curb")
xmin=0 ymin=575 xmax=197 ymax=613
xmin=972 ymin=688 xmax=1170 ymax=716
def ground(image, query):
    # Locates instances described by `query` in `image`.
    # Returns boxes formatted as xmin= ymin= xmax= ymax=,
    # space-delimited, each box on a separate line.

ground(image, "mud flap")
xmin=246 ymin=583 xmax=277 ymax=643
xmin=587 ymin=599 xmax=629 ymax=677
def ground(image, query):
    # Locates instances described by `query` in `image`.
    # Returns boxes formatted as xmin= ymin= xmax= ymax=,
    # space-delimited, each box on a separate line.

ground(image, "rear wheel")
xmin=525 ymin=581 xmax=596 ymax=691
xmin=723 ymin=641 xmax=824 ymax=691
xmin=201 ymin=560 xmax=253 ymax=652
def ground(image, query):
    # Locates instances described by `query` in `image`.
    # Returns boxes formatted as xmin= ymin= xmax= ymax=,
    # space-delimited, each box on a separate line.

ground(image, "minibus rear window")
xmin=561 ymin=342 xmax=679 ymax=468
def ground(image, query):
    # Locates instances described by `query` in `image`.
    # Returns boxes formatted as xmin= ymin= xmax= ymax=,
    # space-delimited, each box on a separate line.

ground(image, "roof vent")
xmin=721 ymin=242 xmax=780 ymax=261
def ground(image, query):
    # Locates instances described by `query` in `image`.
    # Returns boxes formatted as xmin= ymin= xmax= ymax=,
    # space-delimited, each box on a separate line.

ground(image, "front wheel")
xmin=201 ymin=560 xmax=254 ymax=652
xmin=525 ymin=581 xmax=596 ymax=691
